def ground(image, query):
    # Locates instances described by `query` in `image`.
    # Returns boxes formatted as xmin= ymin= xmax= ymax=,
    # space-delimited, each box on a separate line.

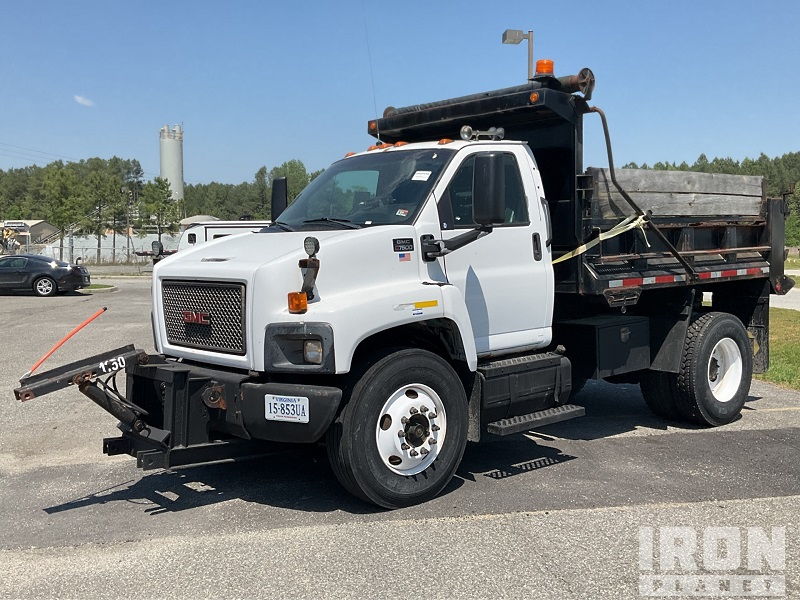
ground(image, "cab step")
xmin=486 ymin=404 xmax=586 ymax=436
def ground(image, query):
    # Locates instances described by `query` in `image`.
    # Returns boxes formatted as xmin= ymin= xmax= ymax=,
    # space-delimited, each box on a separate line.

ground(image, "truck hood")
xmin=153 ymin=224 xmax=422 ymax=285
xmin=154 ymin=228 xmax=356 ymax=280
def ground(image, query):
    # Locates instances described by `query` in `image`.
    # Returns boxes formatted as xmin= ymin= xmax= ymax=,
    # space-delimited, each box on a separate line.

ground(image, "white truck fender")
xmin=439 ymin=284 xmax=478 ymax=371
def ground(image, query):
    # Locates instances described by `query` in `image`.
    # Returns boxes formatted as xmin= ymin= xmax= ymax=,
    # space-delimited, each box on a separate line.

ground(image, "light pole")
xmin=502 ymin=29 xmax=534 ymax=81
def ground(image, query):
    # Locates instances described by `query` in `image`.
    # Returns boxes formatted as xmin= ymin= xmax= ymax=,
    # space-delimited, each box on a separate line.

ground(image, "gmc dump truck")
xmin=15 ymin=58 xmax=792 ymax=508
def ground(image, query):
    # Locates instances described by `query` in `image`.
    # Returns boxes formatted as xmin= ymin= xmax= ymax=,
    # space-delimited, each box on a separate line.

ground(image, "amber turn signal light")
xmin=288 ymin=291 xmax=308 ymax=314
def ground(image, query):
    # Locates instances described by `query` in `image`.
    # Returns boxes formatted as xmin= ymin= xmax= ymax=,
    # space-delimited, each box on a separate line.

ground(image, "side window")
xmin=439 ymin=153 xmax=529 ymax=229
xmin=1 ymin=257 xmax=27 ymax=268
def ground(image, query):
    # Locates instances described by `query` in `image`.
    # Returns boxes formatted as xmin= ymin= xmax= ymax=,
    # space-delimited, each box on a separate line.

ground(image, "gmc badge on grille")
xmin=182 ymin=311 xmax=211 ymax=325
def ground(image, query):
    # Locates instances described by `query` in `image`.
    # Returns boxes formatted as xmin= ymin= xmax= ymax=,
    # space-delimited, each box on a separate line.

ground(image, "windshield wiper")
xmin=302 ymin=217 xmax=361 ymax=229
xmin=271 ymin=221 xmax=295 ymax=232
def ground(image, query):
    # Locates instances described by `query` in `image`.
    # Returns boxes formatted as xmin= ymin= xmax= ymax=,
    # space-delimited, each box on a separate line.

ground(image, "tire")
xmin=674 ymin=312 xmax=752 ymax=426
xmin=33 ymin=276 xmax=57 ymax=297
xmin=641 ymin=312 xmax=752 ymax=426
xmin=326 ymin=348 xmax=468 ymax=508
xmin=640 ymin=370 xmax=683 ymax=420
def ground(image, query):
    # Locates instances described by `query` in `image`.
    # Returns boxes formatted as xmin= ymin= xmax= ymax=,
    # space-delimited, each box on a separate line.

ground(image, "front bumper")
xmin=15 ymin=346 xmax=342 ymax=471
xmin=111 ymin=355 xmax=342 ymax=469
xmin=57 ymin=268 xmax=90 ymax=291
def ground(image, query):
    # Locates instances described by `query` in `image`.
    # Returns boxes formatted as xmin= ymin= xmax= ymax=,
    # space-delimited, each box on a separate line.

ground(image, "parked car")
xmin=0 ymin=254 xmax=90 ymax=296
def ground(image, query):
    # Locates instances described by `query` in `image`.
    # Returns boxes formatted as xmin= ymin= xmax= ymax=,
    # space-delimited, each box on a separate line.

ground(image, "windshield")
xmin=273 ymin=149 xmax=454 ymax=230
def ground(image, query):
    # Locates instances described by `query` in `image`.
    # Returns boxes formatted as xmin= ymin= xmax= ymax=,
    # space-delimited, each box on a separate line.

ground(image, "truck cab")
xmin=154 ymin=139 xmax=553 ymax=371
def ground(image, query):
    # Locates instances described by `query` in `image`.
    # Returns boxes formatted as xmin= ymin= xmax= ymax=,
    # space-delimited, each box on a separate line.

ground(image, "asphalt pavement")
xmin=1 ymin=280 xmax=798 ymax=599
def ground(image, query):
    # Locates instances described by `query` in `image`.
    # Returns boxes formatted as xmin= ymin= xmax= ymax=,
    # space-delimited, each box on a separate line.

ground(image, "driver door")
xmin=435 ymin=146 xmax=552 ymax=356
xmin=0 ymin=256 xmax=27 ymax=288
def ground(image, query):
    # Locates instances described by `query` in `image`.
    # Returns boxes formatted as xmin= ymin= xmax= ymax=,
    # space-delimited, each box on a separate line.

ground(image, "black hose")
xmin=589 ymin=106 xmax=696 ymax=280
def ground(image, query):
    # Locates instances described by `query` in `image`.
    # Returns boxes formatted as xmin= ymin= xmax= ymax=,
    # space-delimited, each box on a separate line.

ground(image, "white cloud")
xmin=73 ymin=95 xmax=95 ymax=107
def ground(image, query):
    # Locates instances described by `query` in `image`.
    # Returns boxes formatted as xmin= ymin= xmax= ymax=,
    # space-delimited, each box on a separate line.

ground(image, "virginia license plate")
xmin=264 ymin=394 xmax=309 ymax=423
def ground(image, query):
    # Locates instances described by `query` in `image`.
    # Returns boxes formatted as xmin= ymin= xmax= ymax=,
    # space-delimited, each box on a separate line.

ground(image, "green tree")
xmin=141 ymin=177 xmax=178 ymax=243
xmin=269 ymin=159 xmax=311 ymax=203
xmin=85 ymin=170 xmax=125 ymax=263
xmin=40 ymin=165 xmax=86 ymax=260
xmin=254 ymin=166 xmax=269 ymax=218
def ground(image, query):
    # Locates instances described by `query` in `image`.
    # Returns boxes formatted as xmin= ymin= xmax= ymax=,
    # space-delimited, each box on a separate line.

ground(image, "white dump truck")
xmin=16 ymin=60 xmax=791 ymax=508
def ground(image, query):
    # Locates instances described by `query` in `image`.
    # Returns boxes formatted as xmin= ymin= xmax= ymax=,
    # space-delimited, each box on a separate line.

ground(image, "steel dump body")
xmin=371 ymin=74 xmax=790 ymax=304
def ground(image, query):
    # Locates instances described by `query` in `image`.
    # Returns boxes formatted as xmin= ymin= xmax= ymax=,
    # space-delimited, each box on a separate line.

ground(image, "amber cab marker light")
xmin=438 ymin=138 xmax=453 ymax=145
xmin=394 ymin=141 xmax=409 ymax=147
xmin=529 ymin=91 xmax=540 ymax=103
xmin=288 ymin=291 xmax=308 ymax=314
xmin=368 ymin=120 xmax=377 ymax=132
xmin=535 ymin=59 xmax=554 ymax=75
xmin=344 ymin=151 xmax=356 ymax=158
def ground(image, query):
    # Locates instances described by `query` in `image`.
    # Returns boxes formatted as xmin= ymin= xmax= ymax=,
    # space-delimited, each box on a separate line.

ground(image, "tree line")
xmin=2 ymin=150 xmax=799 ymax=254
xmin=183 ymin=160 xmax=323 ymax=220
xmin=0 ymin=157 xmax=322 ymax=259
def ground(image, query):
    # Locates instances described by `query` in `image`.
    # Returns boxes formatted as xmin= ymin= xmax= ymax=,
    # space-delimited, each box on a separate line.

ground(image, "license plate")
xmin=264 ymin=394 xmax=309 ymax=423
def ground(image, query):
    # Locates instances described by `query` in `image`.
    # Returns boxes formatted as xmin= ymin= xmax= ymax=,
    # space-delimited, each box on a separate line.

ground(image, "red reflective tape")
xmin=655 ymin=275 xmax=674 ymax=284
xmin=698 ymin=272 xmax=712 ymax=279
xmin=721 ymin=269 xmax=738 ymax=278
xmin=622 ymin=278 xmax=643 ymax=287
xmin=747 ymin=267 xmax=762 ymax=276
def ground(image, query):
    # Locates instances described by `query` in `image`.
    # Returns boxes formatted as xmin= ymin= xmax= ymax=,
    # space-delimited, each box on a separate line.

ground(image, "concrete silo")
xmin=159 ymin=124 xmax=184 ymax=200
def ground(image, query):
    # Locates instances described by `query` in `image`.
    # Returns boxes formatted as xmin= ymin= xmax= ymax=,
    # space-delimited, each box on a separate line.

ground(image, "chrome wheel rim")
xmin=707 ymin=337 xmax=742 ymax=403
xmin=36 ymin=279 xmax=54 ymax=295
xmin=375 ymin=383 xmax=446 ymax=476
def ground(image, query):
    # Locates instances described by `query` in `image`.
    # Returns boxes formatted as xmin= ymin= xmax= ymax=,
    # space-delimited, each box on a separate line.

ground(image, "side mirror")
xmin=472 ymin=153 xmax=506 ymax=226
xmin=271 ymin=177 xmax=288 ymax=220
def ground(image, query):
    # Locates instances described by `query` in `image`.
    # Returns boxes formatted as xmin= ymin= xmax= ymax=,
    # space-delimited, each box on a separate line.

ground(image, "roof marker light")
xmin=535 ymin=59 xmax=554 ymax=75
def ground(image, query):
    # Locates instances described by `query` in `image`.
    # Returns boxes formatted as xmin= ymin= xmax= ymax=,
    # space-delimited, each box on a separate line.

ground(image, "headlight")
xmin=303 ymin=236 xmax=320 ymax=258
xmin=303 ymin=340 xmax=323 ymax=365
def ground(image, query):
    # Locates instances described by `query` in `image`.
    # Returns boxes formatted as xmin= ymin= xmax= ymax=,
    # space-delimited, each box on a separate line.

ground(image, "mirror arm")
xmin=422 ymin=225 xmax=493 ymax=260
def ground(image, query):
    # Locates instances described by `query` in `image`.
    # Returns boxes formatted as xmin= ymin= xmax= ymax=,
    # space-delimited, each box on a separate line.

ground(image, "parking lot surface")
xmin=1 ymin=279 xmax=798 ymax=598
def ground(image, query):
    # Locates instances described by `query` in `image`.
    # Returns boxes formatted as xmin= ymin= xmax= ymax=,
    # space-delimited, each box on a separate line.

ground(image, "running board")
xmin=486 ymin=404 xmax=586 ymax=436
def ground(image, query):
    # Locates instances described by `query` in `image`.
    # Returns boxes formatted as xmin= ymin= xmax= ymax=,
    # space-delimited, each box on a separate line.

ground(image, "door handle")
xmin=532 ymin=233 xmax=542 ymax=261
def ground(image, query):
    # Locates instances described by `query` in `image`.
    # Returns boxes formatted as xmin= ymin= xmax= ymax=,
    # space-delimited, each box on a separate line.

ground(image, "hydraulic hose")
xmin=589 ymin=106 xmax=696 ymax=280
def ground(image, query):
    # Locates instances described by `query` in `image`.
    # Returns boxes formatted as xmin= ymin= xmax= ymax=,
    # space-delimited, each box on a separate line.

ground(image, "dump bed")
xmin=563 ymin=166 xmax=787 ymax=304
xmin=370 ymin=70 xmax=791 ymax=306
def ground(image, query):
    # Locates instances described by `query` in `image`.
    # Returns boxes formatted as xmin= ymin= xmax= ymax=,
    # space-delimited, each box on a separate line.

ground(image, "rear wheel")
xmin=327 ymin=348 xmax=468 ymax=508
xmin=640 ymin=370 xmax=685 ymax=421
xmin=33 ymin=276 xmax=57 ymax=297
xmin=640 ymin=312 xmax=752 ymax=426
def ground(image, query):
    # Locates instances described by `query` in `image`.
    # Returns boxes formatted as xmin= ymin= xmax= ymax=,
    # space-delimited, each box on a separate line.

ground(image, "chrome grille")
xmin=162 ymin=280 xmax=246 ymax=355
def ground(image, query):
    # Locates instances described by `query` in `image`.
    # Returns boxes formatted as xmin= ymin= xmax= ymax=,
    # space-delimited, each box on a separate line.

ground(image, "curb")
xmin=79 ymin=286 xmax=118 ymax=294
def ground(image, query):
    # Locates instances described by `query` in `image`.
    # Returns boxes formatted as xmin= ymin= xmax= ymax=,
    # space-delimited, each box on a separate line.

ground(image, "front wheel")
xmin=327 ymin=348 xmax=468 ymax=508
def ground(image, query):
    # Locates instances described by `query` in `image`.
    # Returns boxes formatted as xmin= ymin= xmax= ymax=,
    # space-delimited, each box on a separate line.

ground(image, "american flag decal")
xmin=398 ymin=253 xmax=411 ymax=262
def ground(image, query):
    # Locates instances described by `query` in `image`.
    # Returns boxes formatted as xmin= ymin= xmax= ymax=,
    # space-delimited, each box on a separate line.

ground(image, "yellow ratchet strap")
xmin=551 ymin=214 xmax=650 ymax=265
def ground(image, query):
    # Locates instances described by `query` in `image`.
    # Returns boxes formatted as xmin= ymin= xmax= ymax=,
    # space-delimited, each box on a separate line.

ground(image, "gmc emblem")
xmin=182 ymin=311 xmax=211 ymax=325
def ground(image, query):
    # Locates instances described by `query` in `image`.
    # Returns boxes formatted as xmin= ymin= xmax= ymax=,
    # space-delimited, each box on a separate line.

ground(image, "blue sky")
xmin=1 ymin=1 xmax=798 ymax=184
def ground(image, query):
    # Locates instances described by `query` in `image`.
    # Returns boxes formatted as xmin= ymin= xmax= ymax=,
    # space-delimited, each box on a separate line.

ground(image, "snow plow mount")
xmin=14 ymin=345 xmax=147 ymax=402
